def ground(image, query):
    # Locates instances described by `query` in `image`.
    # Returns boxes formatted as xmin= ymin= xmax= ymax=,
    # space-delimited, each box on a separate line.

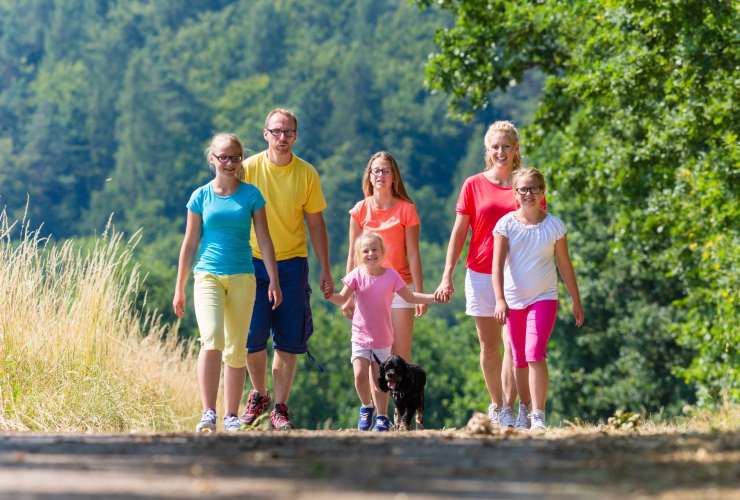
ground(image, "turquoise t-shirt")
xmin=187 ymin=181 xmax=266 ymax=275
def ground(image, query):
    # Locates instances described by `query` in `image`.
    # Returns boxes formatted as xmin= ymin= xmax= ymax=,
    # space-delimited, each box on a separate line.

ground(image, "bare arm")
xmin=397 ymin=286 xmax=436 ymax=305
xmin=305 ymin=211 xmax=334 ymax=298
xmin=341 ymin=217 xmax=363 ymax=319
xmin=434 ymin=213 xmax=470 ymax=302
xmin=554 ymin=236 xmax=584 ymax=327
xmin=492 ymin=233 xmax=509 ymax=325
xmin=172 ymin=211 xmax=202 ymax=318
xmin=328 ymin=285 xmax=354 ymax=306
xmin=253 ymin=207 xmax=282 ymax=309
xmin=405 ymin=224 xmax=427 ymax=317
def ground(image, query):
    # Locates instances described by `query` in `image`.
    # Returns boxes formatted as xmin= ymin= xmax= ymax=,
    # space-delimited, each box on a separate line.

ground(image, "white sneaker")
xmin=530 ymin=410 xmax=546 ymax=431
xmin=515 ymin=403 xmax=530 ymax=429
xmin=196 ymin=408 xmax=217 ymax=433
xmin=499 ymin=406 xmax=515 ymax=428
xmin=223 ymin=415 xmax=242 ymax=433
xmin=487 ymin=403 xmax=500 ymax=427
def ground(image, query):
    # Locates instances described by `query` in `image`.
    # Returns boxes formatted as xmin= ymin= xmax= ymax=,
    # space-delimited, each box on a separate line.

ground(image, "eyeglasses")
xmin=515 ymin=186 xmax=544 ymax=195
xmin=266 ymin=128 xmax=297 ymax=138
xmin=213 ymin=154 xmax=243 ymax=163
xmin=371 ymin=168 xmax=392 ymax=177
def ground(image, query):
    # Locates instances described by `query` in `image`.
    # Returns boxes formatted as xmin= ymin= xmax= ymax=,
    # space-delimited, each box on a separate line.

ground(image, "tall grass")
xmin=0 ymin=210 xmax=199 ymax=432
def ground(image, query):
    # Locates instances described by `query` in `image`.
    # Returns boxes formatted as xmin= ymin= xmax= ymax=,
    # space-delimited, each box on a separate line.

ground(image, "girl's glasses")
xmin=213 ymin=154 xmax=243 ymax=163
xmin=371 ymin=168 xmax=392 ymax=176
xmin=515 ymin=186 xmax=544 ymax=195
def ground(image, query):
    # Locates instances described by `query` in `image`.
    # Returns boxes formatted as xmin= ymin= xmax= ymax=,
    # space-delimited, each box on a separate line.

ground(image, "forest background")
xmin=0 ymin=0 xmax=736 ymax=430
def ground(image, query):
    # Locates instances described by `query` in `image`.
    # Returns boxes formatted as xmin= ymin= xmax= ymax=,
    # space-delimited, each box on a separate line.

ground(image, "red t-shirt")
xmin=455 ymin=173 xmax=546 ymax=274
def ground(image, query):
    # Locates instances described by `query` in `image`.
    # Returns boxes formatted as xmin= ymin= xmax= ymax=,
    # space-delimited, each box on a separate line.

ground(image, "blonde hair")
xmin=264 ymin=108 xmax=298 ymax=130
xmin=484 ymin=120 xmax=521 ymax=171
xmin=361 ymin=151 xmax=413 ymax=203
xmin=354 ymin=232 xmax=386 ymax=264
xmin=204 ymin=132 xmax=245 ymax=177
xmin=512 ymin=167 xmax=546 ymax=190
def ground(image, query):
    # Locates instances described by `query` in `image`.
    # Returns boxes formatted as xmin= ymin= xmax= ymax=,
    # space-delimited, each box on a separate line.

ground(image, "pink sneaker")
xmin=270 ymin=403 xmax=293 ymax=430
xmin=239 ymin=390 xmax=271 ymax=427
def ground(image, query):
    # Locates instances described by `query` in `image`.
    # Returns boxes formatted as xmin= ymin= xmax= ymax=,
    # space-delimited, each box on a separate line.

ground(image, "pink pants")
xmin=506 ymin=300 xmax=558 ymax=368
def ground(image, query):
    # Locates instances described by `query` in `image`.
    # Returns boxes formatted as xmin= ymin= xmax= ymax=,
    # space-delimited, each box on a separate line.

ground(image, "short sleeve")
xmin=391 ymin=269 xmax=406 ymax=292
xmin=493 ymin=213 xmax=510 ymax=237
xmin=341 ymin=268 xmax=360 ymax=291
xmin=303 ymin=167 xmax=328 ymax=214
xmin=348 ymin=199 xmax=366 ymax=227
xmin=455 ymin=177 xmax=474 ymax=216
xmin=186 ymin=187 xmax=203 ymax=214
xmin=401 ymin=202 xmax=420 ymax=227
xmin=250 ymin=184 xmax=266 ymax=211
xmin=553 ymin=216 xmax=567 ymax=240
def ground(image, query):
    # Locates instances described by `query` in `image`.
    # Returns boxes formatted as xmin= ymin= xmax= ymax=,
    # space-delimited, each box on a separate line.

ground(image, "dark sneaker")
xmin=374 ymin=415 xmax=391 ymax=432
xmin=270 ymin=403 xmax=293 ymax=430
xmin=240 ymin=390 xmax=271 ymax=427
xmin=357 ymin=405 xmax=375 ymax=431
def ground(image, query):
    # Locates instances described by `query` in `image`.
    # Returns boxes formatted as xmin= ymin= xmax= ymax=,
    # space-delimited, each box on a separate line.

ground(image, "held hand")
xmin=268 ymin=282 xmax=283 ymax=310
xmin=172 ymin=290 xmax=185 ymax=318
xmin=493 ymin=299 xmax=508 ymax=325
xmin=573 ymin=301 xmax=585 ymax=327
xmin=341 ymin=297 xmax=354 ymax=320
xmin=319 ymin=270 xmax=334 ymax=299
xmin=434 ymin=278 xmax=454 ymax=304
xmin=415 ymin=303 xmax=428 ymax=317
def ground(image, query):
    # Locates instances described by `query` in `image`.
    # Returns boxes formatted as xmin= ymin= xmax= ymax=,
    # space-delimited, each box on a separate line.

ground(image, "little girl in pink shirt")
xmin=329 ymin=232 xmax=435 ymax=431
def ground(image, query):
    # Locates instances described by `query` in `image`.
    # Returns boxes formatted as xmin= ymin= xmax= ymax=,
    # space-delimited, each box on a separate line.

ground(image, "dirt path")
xmin=0 ymin=428 xmax=737 ymax=499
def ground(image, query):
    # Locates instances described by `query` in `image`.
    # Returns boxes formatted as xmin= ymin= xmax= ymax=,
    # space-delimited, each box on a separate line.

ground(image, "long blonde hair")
xmin=361 ymin=151 xmax=413 ymax=203
xmin=484 ymin=121 xmax=521 ymax=171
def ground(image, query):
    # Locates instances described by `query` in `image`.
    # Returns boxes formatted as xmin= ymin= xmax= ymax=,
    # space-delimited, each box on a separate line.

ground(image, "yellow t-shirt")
xmin=242 ymin=151 xmax=327 ymax=260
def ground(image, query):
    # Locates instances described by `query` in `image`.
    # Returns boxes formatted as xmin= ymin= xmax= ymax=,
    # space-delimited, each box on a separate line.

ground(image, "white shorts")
xmin=464 ymin=268 xmax=497 ymax=317
xmin=391 ymin=283 xmax=416 ymax=309
xmin=351 ymin=343 xmax=392 ymax=364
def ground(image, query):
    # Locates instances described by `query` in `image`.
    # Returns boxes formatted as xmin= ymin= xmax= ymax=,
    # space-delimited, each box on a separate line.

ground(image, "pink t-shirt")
xmin=455 ymin=173 xmax=518 ymax=274
xmin=342 ymin=266 xmax=407 ymax=348
xmin=349 ymin=198 xmax=420 ymax=283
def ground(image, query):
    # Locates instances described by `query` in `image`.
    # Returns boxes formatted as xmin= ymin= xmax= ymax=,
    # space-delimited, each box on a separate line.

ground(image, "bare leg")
xmin=272 ymin=350 xmax=298 ymax=404
xmin=198 ymin=349 xmax=222 ymax=410
xmin=353 ymin=358 xmax=373 ymax=406
xmin=501 ymin=325 xmax=519 ymax=407
xmin=474 ymin=316 xmax=503 ymax=408
xmin=529 ymin=360 xmax=549 ymax=411
xmin=370 ymin=361 xmax=389 ymax=416
xmin=223 ymin=365 xmax=246 ymax=416
xmin=246 ymin=350 xmax=269 ymax=396
xmin=391 ymin=308 xmax=415 ymax=361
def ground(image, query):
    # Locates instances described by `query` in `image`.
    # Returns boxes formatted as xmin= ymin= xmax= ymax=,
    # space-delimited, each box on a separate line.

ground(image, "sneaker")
xmin=487 ymin=403 xmax=500 ymax=427
xmin=195 ymin=408 xmax=217 ymax=433
xmin=499 ymin=406 xmax=515 ymax=428
xmin=240 ymin=390 xmax=271 ymax=427
xmin=357 ymin=405 xmax=375 ymax=431
xmin=531 ymin=410 xmax=546 ymax=431
xmin=515 ymin=403 xmax=530 ymax=430
xmin=270 ymin=403 xmax=293 ymax=430
xmin=223 ymin=414 xmax=241 ymax=433
xmin=374 ymin=415 xmax=391 ymax=432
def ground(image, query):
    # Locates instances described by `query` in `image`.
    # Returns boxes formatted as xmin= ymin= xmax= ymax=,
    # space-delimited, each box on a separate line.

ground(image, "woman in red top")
xmin=345 ymin=151 xmax=425 ymax=362
xmin=435 ymin=121 xmax=533 ymax=429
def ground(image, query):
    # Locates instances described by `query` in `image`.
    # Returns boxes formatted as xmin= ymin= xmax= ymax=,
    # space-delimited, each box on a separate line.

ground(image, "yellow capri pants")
xmin=193 ymin=272 xmax=256 ymax=368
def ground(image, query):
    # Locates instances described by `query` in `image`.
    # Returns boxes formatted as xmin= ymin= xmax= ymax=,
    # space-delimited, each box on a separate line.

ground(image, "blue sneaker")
xmin=374 ymin=415 xmax=391 ymax=432
xmin=357 ymin=405 xmax=375 ymax=431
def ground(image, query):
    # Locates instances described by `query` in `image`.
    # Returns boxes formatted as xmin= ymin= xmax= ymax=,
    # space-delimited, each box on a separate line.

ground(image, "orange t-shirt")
xmin=349 ymin=198 xmax=420 ymax=284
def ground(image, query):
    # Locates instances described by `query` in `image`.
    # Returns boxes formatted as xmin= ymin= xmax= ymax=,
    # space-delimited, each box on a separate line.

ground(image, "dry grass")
xmin=0 ymin=210 xmax=200 ymax=432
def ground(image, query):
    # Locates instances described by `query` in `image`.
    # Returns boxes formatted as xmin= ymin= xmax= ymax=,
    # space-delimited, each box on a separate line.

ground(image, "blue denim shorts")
xmin=248 ymin=257 xmax=313 ymax=354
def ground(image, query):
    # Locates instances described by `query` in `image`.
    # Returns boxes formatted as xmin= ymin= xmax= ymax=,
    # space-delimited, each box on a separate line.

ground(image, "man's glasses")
xmin=515 ymin=186 xmax=544 ymax=195
xmin=371 ymin=168 xmax=393 ymax=176
xmin=213 ymin=154 xmax=243 ymax=163
xmin=266 ymin=128 xmax=297 ymax=138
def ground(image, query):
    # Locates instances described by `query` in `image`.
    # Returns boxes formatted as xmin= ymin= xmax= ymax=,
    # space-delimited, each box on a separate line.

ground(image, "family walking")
xmin=173 ymin=109 xmax=584 ymax=433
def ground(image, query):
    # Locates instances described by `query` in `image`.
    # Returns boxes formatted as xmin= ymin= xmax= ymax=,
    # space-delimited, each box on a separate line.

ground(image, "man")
xmin=239 ymin=108 xmax=334 ymax=430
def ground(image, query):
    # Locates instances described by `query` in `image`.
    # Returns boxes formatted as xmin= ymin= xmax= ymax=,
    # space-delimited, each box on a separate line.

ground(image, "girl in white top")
xmin=492 ymin=168 xmax=584 ymax=430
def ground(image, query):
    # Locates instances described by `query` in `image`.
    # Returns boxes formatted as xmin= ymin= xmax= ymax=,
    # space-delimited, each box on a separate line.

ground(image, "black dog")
xmin=377 ymin=354 xmax=426 ymax=430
